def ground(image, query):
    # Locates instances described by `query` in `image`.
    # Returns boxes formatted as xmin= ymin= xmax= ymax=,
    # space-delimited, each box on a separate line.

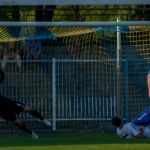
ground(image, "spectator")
xmin=25 ymin=40 xmax=41 ymax=69
xmin=1 ymin=41 xmax=22 ymax=72
xmin=25 ymin=40 xmax=47 ymax=72
xmin=26 ymin=40 xmax=41 ymax=60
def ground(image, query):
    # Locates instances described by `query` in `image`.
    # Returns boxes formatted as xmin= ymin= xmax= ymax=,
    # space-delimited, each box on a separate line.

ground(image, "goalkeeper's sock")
xmin=43 ymin=119 xmax=51 ymax=126
xmin=15 ymin=122 xmax=32 ymax=134
xmin=30 ymin=110 xmax=44 ymax=120
xmin=32 ymin=131 xmax=39 ymax=139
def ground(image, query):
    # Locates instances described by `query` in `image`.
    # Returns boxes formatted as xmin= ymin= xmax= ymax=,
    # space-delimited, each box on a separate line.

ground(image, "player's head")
xmin=0 ymin=68 xmax=5 ymax=84
xmin=112 ymin=116 xmax=122 ymax=127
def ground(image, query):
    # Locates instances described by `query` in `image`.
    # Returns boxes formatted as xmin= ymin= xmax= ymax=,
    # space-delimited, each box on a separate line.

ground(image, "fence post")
xmin=52 ymin=58 xmax=56 ymax=131
xmin=124 ymin=60 xmax=129 ymax=122
xmin=116 ymin=18 xmax=122 ymax=117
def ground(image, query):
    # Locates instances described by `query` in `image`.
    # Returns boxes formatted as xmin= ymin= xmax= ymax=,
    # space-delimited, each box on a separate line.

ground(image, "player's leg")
xmin=143 ymin=126 xmax=150 ymax=138
xmin=15 ymin=55 xmax=22 ymax=72
xmin=0 ymin=68 xmax=5 ymax=84
xmin=1 ymin=112 xmax=39 ymax=139
xmin=23 ymin=105 xmax=44 ymax=120
xmin=26 ymin=54 xmax=32 ymax=70
xmin=13 ymin=101 xmax=51 ymax=126
xmin=14 ymin=119 xmax=39 ymax=139
xmin=23 ymin=105 xmax=51 ymax=126
xmin=1 ymin=55 xmax=9 ymax=70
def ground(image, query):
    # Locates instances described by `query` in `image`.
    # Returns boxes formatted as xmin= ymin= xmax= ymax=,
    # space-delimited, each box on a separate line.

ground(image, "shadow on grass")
xmin=0 ymin=133 xmax=150 ymax=147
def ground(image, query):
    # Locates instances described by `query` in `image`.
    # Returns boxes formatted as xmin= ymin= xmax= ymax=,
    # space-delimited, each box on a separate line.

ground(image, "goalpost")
xmin=0 ymin=21 xmax=150 ymax=132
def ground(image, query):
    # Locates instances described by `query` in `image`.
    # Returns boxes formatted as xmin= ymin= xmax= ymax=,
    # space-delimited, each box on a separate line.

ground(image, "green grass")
xmin=0 ymin=133 xmax=150 ymax=150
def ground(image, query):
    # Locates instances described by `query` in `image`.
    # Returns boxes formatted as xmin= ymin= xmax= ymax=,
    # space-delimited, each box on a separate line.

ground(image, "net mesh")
xmin=0 ymin=25 xmax=150 ymax=134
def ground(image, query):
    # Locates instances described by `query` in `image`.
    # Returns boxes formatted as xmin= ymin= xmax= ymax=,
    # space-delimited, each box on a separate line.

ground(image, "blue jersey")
xmin=132 ymin=106 xmax=150 ymax=125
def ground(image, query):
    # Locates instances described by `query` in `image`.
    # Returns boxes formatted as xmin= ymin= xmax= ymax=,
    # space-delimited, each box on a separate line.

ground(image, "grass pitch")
xmin=0 ymin=133 xmax=150 ymax=150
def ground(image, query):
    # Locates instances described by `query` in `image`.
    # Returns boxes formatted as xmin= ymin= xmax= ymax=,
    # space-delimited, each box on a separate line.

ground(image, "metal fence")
xmin=0 ymin=59 xmax=122 ymax=131
xmin=0 ymin=58 xmax=149 ymax=132
xmin=0 ymin=21 xmax=150 ymax=132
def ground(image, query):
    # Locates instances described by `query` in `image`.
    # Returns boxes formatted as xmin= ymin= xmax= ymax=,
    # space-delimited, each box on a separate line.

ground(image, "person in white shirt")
xmin=1 ymin=41 xmax=22 ymax=72
xmin=112 ymin=116 xmax=150 ymax=139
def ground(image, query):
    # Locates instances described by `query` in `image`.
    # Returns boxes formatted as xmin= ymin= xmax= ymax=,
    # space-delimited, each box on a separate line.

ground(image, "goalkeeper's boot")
xmin=43 ymin=119 xmax=51 ymax=126
xmin=32 ymin=131 xmax=39 ymax=139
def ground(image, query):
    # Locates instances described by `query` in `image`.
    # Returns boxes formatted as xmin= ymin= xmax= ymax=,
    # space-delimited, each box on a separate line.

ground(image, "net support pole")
xmin=52 ymin=58 xmax=56 ymax=131
xmin=116 ymin=18 xmax=122 ymax=117
xmin=124 ymin=60 xmax=129 ymax=122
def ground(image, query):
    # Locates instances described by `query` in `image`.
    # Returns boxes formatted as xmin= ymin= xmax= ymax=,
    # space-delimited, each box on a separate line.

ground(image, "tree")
xmin=44 ymin=5 xmax=56 ymax=21
xmin=12 ymin=6 xmax=20 ymax=21
xmin=11 ymin=6 xmax=20 ymax=38
xmin=144 ymin=5 xmax=150 ymax=20
xmin=35 ymin=5 xmax=56 ymax=21
xmin=0 ymin=6 xmax=10 ymax=21
xmin=72 ymin=5 xmax=81 ymax=21
xmin=35 ymin=6 xmax=43 ymax=21
xmin=133 ymin=5 xmax=150 ymax=21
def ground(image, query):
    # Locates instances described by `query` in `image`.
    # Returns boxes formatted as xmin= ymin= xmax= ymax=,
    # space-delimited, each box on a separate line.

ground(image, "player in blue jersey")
xmin=132 ymin=70 xmax=150 ymax=126
xmin=132 ymin=106 xmax=150 ymax=126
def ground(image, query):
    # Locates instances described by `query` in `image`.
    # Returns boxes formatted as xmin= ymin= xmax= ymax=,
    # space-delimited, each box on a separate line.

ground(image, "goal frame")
xmin=0 ymin=0 xmax=150 ymax=5
xmin=0 ymin=20 xmax=150 ymax=130
xmin=0 ymin=21 xmax=150 ymax=27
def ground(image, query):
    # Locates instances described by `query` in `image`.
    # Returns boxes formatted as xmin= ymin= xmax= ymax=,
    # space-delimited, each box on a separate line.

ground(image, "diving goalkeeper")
xmin=0 ymin=69 xmax=51 ymax=139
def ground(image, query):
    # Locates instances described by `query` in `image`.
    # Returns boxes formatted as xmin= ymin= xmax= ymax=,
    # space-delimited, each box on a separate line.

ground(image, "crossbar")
xmin=0 ymin=21 xmax=150 ymax=26
xmin=0 ymin=0 xmax=150 ymax=5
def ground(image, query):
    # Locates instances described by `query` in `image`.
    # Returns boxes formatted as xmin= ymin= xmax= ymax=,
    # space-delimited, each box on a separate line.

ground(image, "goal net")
xmin=0 ymin=22 xmax=150 ymax=134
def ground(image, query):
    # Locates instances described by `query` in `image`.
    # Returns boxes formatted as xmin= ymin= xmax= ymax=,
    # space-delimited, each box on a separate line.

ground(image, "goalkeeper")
xmin=0 ymin=69 xmax=51 ymax=139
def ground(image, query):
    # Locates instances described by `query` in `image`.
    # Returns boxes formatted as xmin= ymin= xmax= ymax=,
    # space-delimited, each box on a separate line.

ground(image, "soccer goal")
xmin=0 ymin=21 xmax=150 ymax=133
